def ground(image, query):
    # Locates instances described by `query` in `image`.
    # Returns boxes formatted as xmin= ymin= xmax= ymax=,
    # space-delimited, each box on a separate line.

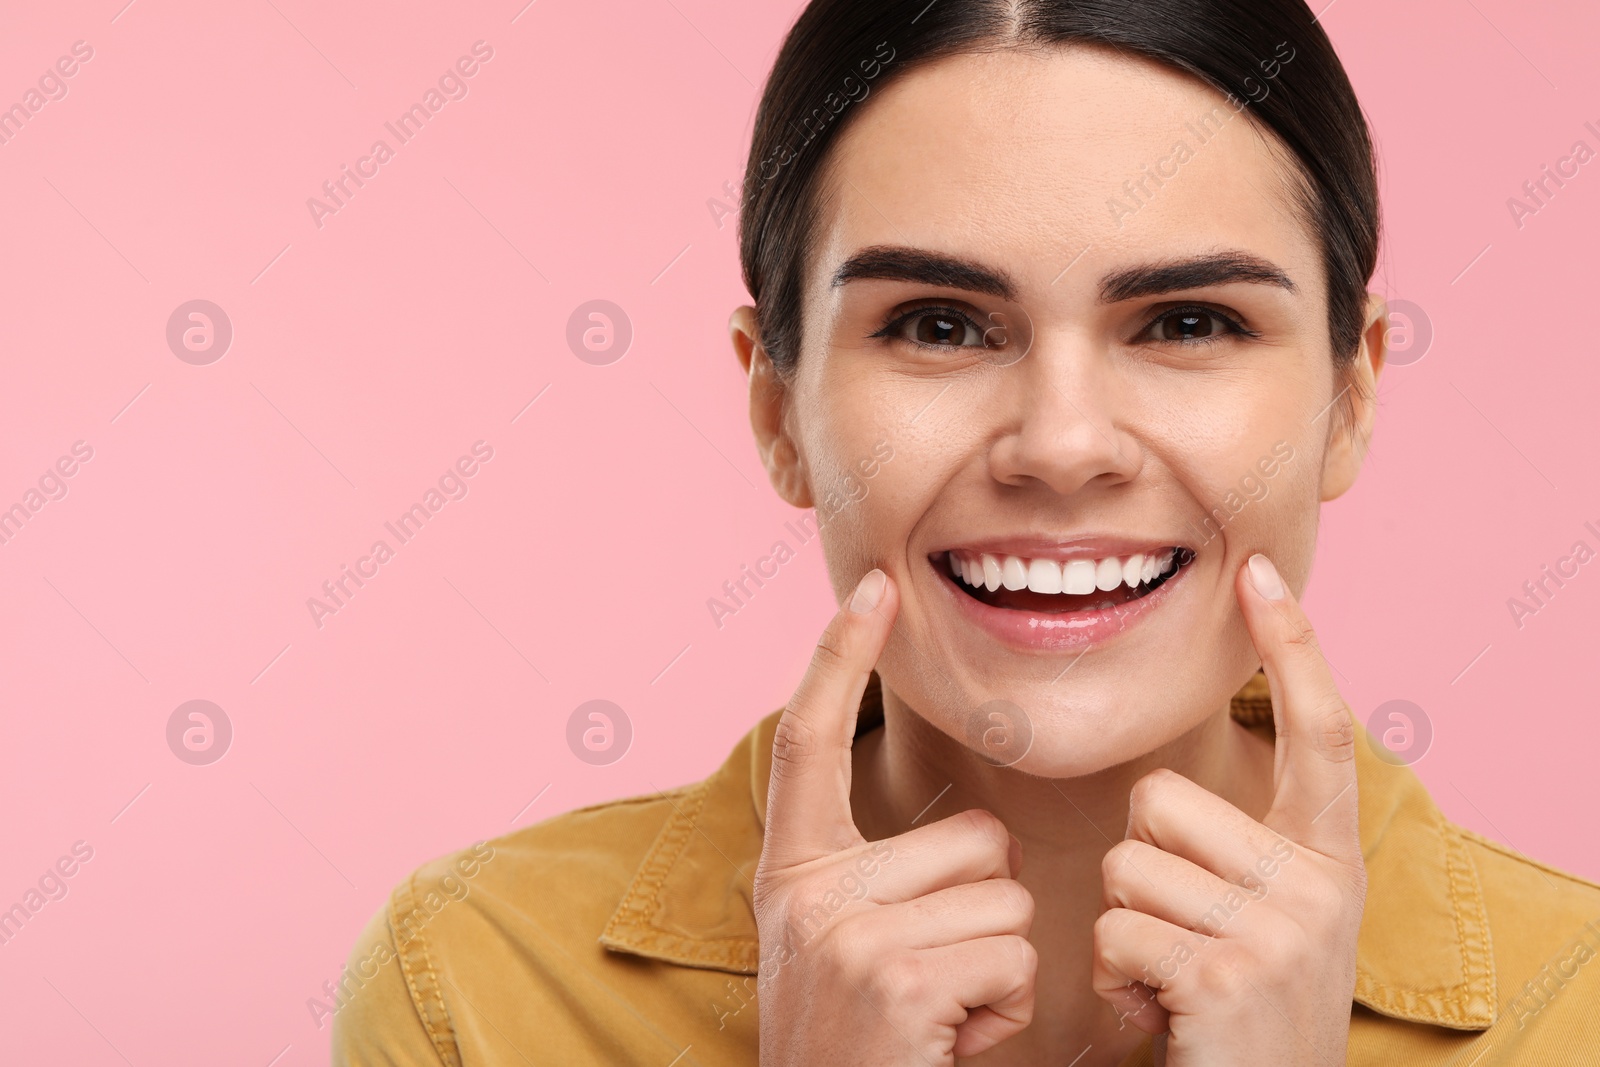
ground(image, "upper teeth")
xmin=949 ymin=549 xmax=1177 ymax=594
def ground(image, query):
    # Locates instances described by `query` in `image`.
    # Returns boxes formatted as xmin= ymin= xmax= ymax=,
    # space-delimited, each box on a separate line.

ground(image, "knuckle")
xmin=1008 ymin=934 xmax=1040 ymax=983
xmin=1282 ymin=614 xmax=1322 ymax=654
xmin=1313 ymin=701 xmax=1357 ymax=761
xmin=1130 ymin=767 xmax=1178 ymax=810
xmin=781 ymin=875 xmax=843 ymax=934
xmin=1252 ymin=918 xmax=1306 ymax=974
xmin=1092 ymin=907 xmax=1135 ymax=951
xmin=868 ymin=951 xmax=929 ymax=1006
xmin=1197 ymin=942 xmax=1253 ymax=1000
xmin=769 ymin=713 xmax=820 ymax=780
xmin=1011 ymin=934 xmax=1036 ymax=979
xmin=1300 ymin=872 xmax=1347 ymax=919
xmin=810 ymin=616 xmax=855 ymax=671
xmin=1101 ymin=839 xmax=1144 ymax=887
xmin=992 ymin=878 xmax=1036 ymax=926
xmin=955 ymin=807 xmax=1011 ymax=854
xmin=818 ymin=916 xmax=870 ymax=974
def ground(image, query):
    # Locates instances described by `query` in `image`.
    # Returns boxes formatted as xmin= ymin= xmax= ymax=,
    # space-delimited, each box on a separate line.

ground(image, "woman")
xmin=333 ymin=0 xmax=1600 ymax=1063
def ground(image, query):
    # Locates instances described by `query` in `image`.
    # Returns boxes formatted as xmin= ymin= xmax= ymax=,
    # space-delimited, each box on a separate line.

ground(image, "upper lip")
xmin=932 ymin=535 xmax=1191 ymax=561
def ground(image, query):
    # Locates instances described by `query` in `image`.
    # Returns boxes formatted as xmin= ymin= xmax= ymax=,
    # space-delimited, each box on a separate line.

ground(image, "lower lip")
xmin=932 ymin=554 xmax=1190 ymax=653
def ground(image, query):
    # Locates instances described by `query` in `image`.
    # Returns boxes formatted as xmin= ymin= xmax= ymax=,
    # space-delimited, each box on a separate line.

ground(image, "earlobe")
xmin=1319 ymin=292 xmax=1388 ymax=502
xmin=729 ymin=306 xmax=813 ymax=509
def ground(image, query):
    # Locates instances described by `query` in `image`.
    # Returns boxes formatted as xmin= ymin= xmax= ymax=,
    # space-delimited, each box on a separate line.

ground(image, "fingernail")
xmin=1247 ymin=554 xmax=1286 ymax=600
xmin=849 ymin=569 xmax=887 ymax=613
xmin=1008 ymin=833 xmax=1023 ymax=877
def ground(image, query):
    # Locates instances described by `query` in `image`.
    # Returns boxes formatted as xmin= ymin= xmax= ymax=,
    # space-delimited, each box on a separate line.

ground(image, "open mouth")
xmin=935 ymin=546 xmax=1196 ymax=614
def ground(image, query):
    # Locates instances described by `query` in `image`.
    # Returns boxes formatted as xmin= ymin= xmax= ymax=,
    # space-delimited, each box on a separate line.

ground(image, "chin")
xmin=941 ymin=684 xmax=1217 ymax=779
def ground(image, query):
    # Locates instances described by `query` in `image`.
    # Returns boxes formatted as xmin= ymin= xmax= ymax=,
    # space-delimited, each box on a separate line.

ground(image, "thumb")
xmin=759 ymin=568 xmax=896 ymax=871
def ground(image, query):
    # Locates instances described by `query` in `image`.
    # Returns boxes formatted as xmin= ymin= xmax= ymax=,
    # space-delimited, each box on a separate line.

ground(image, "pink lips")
xmin=932 ymin=547 xmax=1191 ymax=652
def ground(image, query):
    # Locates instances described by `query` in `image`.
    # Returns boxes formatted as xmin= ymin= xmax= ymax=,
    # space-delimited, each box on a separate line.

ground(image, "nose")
xmin=985 ymin=336 xmax=1144 ymax=495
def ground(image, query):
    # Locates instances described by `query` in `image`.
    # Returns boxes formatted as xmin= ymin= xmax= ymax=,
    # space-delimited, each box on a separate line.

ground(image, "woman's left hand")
xmin=1092 ymin=552 xmax=1368 ymax=1065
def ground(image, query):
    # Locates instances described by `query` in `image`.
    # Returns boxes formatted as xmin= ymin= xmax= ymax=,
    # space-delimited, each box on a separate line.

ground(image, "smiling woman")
xmin=332 ymin=1 xmax=1600 ymax=1065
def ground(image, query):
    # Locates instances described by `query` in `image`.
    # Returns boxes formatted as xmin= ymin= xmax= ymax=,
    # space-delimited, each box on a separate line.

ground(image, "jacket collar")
xmin=600 ymin=672 xmax=1496 ymax=1030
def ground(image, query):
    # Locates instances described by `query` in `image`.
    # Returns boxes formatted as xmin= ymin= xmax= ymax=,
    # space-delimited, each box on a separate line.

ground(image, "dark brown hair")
xmin=738 ymin=0 xmax=1380 ymax=389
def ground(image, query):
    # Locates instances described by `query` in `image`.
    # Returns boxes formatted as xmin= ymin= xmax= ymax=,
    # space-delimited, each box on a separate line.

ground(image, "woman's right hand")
xmin=753 ymin=568 xmax=1038 ymax=1065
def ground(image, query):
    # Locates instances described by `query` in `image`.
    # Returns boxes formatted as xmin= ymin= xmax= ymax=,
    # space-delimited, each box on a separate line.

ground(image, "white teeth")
xmin=981 ymin=553 xmax=1002 ymax=592
xmin=949 ymin=548 xmax=1185 ymax=594
xmin=1063 ymin=558 xmax=1097 ymax=595
xmin=1026 ymin=558 xmax=1063 ymax=594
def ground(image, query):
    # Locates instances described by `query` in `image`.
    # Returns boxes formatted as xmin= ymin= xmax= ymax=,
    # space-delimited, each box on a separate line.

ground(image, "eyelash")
xmin=872 ymin=301 xmax=1259 ymax=352
xmin=871 ymin=303 xmax=990 ymax=351
xmin=1140 ymin=304 xmax=1259 ymax=347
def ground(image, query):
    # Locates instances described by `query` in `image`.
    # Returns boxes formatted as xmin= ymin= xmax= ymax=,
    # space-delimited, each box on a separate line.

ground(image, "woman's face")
xmin=738 ymin=45 xmax=1383 ymax=777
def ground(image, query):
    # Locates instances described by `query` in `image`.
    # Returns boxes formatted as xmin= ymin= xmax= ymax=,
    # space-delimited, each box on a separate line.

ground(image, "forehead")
xmin=811 ymin=45 xmax=1316 ymax=296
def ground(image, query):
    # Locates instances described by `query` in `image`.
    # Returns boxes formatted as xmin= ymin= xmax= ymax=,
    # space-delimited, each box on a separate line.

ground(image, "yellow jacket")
xmin=331 ymin=673 xmax=1600 ymax=1064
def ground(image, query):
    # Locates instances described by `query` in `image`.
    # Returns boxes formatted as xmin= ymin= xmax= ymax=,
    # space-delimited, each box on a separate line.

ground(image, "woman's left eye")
xmin=879 ymin=307 xmax=989 ymax=349
xmin=1140 ymin=306 xmax=1251 ymax=345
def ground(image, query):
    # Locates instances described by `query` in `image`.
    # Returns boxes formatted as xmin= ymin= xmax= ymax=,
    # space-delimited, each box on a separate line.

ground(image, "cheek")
xmin=806 ymin=440 xmax=926 ymax=602
xmin=1176 ymin=435 xmax=1324 ymax=597
xmin=1136 ymin=370 xmax=1319 ymax=512
xmin=797 ymin=364 xmax=985 ymax=590
xmin=1245 ymin=457 xmax=1324 ymax=587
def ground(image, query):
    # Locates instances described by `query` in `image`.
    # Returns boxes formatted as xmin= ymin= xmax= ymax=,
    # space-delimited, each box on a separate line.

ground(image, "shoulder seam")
xmin=389 ymin=872 xmax=462 ymax=1067
xmin=1453 ymin=825 xmax=1600 ymax=892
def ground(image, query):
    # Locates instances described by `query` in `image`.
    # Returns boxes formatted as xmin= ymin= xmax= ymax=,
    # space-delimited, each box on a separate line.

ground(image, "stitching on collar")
xmin=599 ymin=779 xmax=762 ymax=974
xmin=1352 ymin=812 xmax=1496 ymax=1029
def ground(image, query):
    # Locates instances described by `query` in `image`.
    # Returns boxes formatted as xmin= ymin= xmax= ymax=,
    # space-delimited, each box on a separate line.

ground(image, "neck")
xmin=848 ymin=681 xmax=1276 ymax=1064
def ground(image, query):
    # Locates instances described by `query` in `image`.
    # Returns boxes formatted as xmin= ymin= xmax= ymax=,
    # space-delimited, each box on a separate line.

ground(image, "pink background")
xmin=1 ymin=0 xmax=1596 ymax=1062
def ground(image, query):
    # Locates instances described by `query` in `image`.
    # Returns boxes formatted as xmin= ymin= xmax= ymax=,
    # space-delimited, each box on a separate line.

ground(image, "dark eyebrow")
xmin=831 ymin=245 xmax=1015 ymax=299
xmin=1099 ymin=251 xmax=1297 ymax=303
xmin=830 ymin=245 xmax=1296 ymax=304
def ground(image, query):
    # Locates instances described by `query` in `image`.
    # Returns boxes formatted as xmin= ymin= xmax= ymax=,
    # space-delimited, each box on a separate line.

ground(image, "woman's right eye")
xmin=880 ymin=307 xmax=989 ymax=348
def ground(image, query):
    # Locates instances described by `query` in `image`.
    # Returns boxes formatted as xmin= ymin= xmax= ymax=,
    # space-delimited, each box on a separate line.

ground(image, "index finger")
xmin=760 ymin=568 xmax=896 ymax=869
xmin=1235 ymin=553 xmax=1362 ymax=864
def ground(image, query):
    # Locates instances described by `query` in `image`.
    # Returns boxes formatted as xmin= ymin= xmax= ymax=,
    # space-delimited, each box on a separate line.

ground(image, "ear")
xmin=729 ymin=305 xmax=813 ymax=508
xmin=1320 ymin=292 xmax=1388 ymax=502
